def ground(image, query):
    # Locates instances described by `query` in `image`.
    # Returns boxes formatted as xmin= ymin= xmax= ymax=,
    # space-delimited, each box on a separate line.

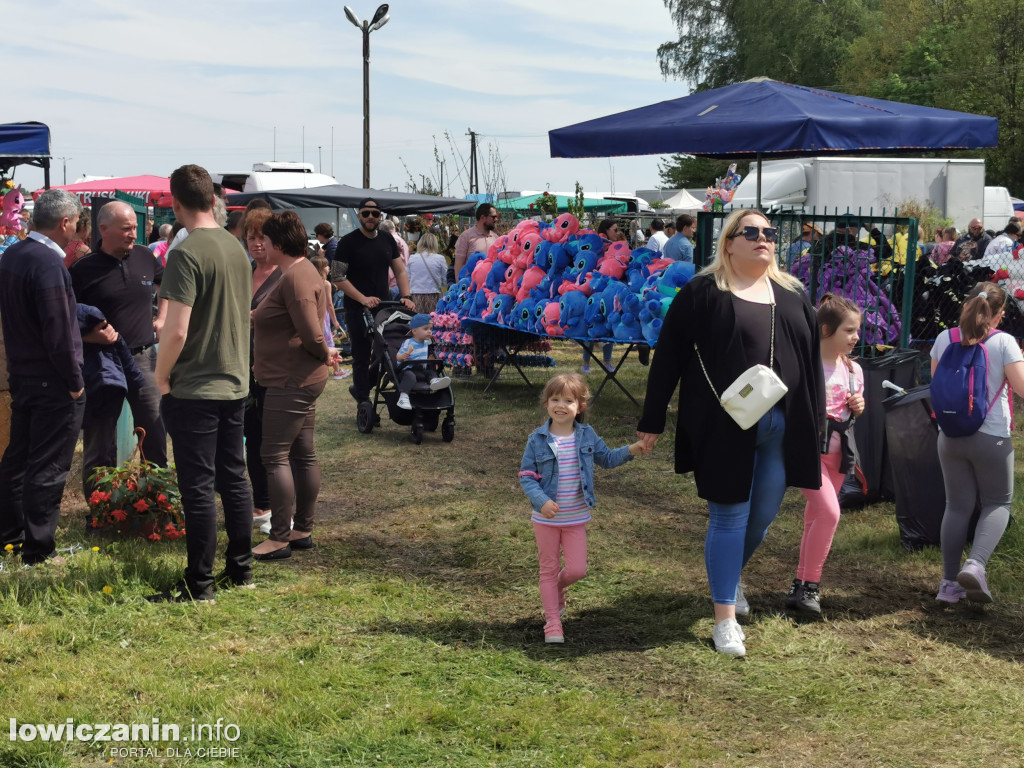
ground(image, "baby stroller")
xmin=355 ymin=302 xmax=456 ymax=444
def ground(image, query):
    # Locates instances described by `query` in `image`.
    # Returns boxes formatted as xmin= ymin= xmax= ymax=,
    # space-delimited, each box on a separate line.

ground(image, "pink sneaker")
xmin=544 ymin=620 xmax=564 ymax=644
xmin=957 ymin=559 xmax=993 ymax=603
xmin=935 ymin=579 xmax=966 ymax=604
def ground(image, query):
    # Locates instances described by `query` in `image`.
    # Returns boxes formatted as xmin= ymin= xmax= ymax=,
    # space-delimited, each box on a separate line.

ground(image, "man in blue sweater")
xmin=0 ymin=189 xmax=86 ymax=565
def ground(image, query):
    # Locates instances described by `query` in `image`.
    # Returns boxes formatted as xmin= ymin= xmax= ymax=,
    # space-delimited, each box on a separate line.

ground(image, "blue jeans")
xmin=705 ymin=405 xmax=787 ymax=604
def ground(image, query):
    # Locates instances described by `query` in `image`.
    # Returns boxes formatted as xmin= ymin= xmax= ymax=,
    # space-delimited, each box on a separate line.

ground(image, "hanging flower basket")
xmin=86 ymin=428 xmax=185 ymax=541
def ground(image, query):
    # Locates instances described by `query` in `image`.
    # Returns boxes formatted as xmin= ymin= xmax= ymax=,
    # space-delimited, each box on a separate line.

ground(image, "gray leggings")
xmin=937 ymin=431 xmax=1014 ymax=580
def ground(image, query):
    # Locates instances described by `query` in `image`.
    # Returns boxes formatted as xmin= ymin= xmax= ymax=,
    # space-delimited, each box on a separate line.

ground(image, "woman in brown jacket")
xmin=251 ymin=211 xmax=340 ymax=560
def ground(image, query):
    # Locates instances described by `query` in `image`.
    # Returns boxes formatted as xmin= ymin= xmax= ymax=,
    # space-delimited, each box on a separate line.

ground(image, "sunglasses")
xmin=732 ymin=225 xmax=778 ymax=243
xmin=359 ymin=210 xmax=381 ymax=219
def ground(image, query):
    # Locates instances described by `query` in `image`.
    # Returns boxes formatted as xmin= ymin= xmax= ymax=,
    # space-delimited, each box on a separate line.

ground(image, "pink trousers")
xmin=797 ymin=445 xmax=845 ymax=583
xmin=533 ymin=522 xmax=588 ymax=626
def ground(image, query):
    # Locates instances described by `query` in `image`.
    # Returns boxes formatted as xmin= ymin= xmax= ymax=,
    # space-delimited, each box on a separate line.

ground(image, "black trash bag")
xmin=882 ymin=385 xmax=982 ymax=551
xmin=838 ymin=348 xmax=921 ymax=510
xmin=883 ymin=386 xmax=945 ymax=550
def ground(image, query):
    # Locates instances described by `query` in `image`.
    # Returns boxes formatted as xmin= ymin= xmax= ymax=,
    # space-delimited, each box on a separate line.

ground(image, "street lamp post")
xmin=344 ymin=4 xmax=389 ymax=190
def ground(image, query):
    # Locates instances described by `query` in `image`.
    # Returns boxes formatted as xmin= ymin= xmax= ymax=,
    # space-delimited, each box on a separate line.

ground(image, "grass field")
xmin=2 ymin=341 xmax=1024 ymax=767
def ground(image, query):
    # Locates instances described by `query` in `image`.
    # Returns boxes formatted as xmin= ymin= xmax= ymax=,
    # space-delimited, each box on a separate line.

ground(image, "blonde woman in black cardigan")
xmin=638 ymin=209 xmax=825 ymax=657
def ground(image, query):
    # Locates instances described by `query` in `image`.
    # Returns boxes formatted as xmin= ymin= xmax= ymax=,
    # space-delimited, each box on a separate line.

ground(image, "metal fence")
xmin=696 ymin=209 xmax=919 ymax=356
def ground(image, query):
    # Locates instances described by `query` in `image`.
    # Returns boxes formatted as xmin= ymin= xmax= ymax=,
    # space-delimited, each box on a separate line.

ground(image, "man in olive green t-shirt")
xmin=149 ymin=164 xmax=254 ymax=603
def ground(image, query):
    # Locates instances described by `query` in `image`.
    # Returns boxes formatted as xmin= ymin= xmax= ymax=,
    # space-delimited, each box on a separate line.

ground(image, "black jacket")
xmin=638 ymin=274 xmax=825 ymax=503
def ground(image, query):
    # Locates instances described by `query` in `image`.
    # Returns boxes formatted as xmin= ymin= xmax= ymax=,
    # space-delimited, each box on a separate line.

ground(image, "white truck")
xmin=214 ymin=162 xmax=353 ymax=239
xmin=727 ymin=157 xmax=1013 ymax=230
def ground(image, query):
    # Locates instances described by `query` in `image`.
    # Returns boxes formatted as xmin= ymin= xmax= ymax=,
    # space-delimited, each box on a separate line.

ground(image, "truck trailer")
xmin=727 ymin=157 xmax=1012 ymax=230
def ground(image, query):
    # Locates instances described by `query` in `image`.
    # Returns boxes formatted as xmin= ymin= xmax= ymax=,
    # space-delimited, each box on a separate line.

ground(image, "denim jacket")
xmin=518 ymin=420 xmax=633 ymax=514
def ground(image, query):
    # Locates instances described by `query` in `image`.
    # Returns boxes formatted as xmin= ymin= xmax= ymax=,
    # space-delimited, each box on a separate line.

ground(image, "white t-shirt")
xmin=648 ymin=231 xmax=669 ymax=252
xmin=931 ymin=329 xmax=1023 ymax=437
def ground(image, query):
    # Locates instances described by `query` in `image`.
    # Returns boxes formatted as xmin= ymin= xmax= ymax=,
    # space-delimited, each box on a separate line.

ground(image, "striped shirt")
xmin=533 ymin=434 xmax=590 ymax=526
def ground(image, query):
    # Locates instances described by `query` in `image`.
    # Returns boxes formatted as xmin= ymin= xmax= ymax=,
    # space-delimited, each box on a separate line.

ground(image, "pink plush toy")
xmin=0 ymin=186 xmax=25 ymax=232
xmin=541 ymin=213 xmax=580 ymax=243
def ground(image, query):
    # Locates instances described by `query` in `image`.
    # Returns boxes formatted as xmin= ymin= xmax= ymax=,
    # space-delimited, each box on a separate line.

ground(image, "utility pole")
xmin=439 ymin=158 xmax=445 ymax=197
xmin=57 ymin=156 xmax=71 ymax=185
xmin=467 ymin=129 xmax=479 ymax=195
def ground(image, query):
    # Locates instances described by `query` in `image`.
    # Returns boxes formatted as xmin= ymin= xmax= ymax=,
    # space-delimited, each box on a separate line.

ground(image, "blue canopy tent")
xmin=549 ymin=78 xmax=999 ymax=206
xmin=0 ymin=122 xmax=51 ymax=188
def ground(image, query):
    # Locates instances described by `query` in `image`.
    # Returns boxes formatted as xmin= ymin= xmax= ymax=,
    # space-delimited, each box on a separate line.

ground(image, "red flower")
xmin=133 ymin=499 xmax=150 ymax=512
xmin=110 ymin=509 xmax=127 ymax=522
xmin=88 ymin=490 xmax=110 ymax=505
xmin=156 ymin=494 xmax=168 ymax=506
xmin=542 ymin=191 xmax=549 ymax=196
xmin=147 ymin=533 xmax=161 ymax=542
xmin=164 ymin=523 xmax=177 ymax=533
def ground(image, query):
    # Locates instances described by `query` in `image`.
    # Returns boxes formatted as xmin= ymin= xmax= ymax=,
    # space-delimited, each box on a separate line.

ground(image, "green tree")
xmin=657 ymin=155 xmax=732 ymax=188
xmin=658 ymin=0 xmax=875 ymax=90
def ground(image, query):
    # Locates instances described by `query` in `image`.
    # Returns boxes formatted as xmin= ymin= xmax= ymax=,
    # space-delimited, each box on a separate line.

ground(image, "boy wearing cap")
xmin=395 ymin=314 xmax=450 ymax=410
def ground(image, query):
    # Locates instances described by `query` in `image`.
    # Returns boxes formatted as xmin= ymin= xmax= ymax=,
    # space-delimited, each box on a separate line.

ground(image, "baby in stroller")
xmin=356 ymin=303 xmax=456 ymax=443
xmin=395 ymin=313 xmax=451 ymax=410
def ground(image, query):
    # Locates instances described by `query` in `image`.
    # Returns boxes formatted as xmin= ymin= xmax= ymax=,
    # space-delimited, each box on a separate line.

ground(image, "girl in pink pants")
xmin=519 ymin=373 xmax=646 ymax=644
xmin=788 ymin=294 xmax=864 ymax=615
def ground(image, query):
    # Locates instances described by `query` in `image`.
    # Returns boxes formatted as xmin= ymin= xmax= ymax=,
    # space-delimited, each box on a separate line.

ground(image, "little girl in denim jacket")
xmin=519 ymin=373 xmax=646 ymax=644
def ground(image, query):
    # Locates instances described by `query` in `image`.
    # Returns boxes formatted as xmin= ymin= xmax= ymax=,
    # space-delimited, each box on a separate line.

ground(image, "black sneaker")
xmin=800 ymin=582 xmax=822 ymax=614
xmin=785 ymin=578 xmax=804 ymax=609
xmin=214 ymin=569 xmax=255 ymax=590
xmin=786 ymin=578 xmax=821 ymax=614
xmin=146 ymin=580 xmax=216 ymax=604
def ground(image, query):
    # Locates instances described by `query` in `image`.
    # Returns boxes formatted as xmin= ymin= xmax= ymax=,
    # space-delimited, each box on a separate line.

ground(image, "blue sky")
xmin=8 ymin=0 xmax=691 ymax=198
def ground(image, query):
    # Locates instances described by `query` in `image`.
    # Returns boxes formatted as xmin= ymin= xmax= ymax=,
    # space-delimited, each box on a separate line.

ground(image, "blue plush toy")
xmin=612 ymin=292 xmax=643 ymax=341
xmin=460 ymin=251 xmax=488 ymax=282
xmin=558 ymin=290 xmax=588 ymax=338
xmin=485 ymin=259 xmax=509 ymax=294
xmin=514 ymin=298 xmax=538 ymax=332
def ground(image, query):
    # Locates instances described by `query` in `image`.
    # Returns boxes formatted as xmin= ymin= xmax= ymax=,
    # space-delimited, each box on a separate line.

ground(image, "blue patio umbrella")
xmin=549 ymin=78 xmax=998 ymax=206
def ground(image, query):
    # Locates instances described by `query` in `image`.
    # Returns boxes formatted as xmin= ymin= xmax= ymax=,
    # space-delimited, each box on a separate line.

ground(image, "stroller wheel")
xmin=411 ymin=423 xmax=424 ymax=445
xmin=356 ymin=401 xmax=376 ymax=434
xmin=441 ymin=416 xmax=455 ymax=443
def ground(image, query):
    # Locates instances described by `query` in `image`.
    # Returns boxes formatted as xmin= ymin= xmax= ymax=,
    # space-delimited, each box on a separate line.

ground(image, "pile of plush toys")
xmin=0 ymin=182 xmax=25 ymax=258
xmin=703 ymin=163 xmax=742 ymax=212
xmin=433 ymin=213 xmax=694 ymax=349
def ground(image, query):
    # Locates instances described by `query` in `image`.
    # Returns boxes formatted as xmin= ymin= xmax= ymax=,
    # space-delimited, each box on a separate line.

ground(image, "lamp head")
xmin=370 ymin=3 xmax=389 ymax=26
xmin=370 ymin=12 xmax=389 ymax=30
xmin=343 ymin=6 xmax=361 ymax=28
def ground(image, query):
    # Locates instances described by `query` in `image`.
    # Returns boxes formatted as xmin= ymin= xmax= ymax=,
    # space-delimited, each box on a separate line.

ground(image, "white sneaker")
xmin=252 ymin=511 xmax=271 ymax=527
xmin=259 ymin=518 xmax=293 ymax=535
xmin=712 ymin=618 xmax=746 ymax=657
xmin=428 ymin=376 xmax=451 ymax=391
xmin=396 ymin=393 xmax=412 ymax=410
xmin=735 ymin=583 xmax=750 ymax=616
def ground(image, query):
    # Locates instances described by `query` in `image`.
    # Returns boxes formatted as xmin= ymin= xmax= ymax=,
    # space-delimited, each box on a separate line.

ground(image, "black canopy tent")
xmin=227 ymin=184 xmax=476 ymax=216
xmin=0 ymin=122 xmax=51 ymax=188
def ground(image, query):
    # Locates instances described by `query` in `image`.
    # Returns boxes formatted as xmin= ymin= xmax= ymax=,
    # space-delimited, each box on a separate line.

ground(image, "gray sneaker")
xmin=734 ymin=583 xmax=750 ymax=616
xmin=957 ymin=559 xmax=993 ymax=603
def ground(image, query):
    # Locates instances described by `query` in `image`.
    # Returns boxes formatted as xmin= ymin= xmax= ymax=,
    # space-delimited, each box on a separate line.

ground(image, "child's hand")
xmin=847 ymin=392 xmax=865 ymax=417
xmin=397 ymin=351 xmax=409 ymax=362
xmin=628 ymin=440 xmax=648 ymax=456
xmin=540 ymin=500 xmax=559 ymax=519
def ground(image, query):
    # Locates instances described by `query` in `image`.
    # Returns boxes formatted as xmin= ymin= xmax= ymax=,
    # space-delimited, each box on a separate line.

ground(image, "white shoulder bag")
xmin=694 ymin=278 xmax=788 ymax=430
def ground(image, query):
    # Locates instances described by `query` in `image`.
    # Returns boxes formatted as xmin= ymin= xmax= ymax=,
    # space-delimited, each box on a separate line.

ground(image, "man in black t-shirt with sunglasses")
xmin=332 ymin=198 xmax=415 ymax=403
